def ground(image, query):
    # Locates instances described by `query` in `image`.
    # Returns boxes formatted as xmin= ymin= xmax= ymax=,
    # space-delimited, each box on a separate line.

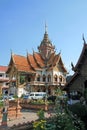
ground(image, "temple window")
xmin=48 ymin=74 xmax=51 ymax=82
xmin=28 ymin=76 xmax=31 ymax=82
xmin=6 ymin=74 xmax=9 ymax=77
xmin=54 ymin=74 xmax=57 ymax=82
xmin=59 ymin=76 xmax=62 ymax=83
xmin=37 ymin=75 xmax=40 ymax=81
xmin=6 ymin=83 xmax=9 ymax=85
xmin=43 ymin=74 xmax=46 ymax=82
xmin=0 ymin=74 xmax=3 ymax=77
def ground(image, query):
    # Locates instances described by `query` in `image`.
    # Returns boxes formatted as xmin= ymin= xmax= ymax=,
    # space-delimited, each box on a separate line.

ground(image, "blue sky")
xmin=0 ymin=0 xmax=87 ymax=75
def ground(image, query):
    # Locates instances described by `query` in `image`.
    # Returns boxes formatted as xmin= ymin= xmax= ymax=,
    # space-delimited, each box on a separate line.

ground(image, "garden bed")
xmin=20 ymin=103 xmax=54 ymax=111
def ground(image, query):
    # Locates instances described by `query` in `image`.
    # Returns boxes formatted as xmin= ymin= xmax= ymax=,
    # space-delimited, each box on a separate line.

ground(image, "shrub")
xmin=33 ymin=109 xmax=46 ymax=130
xmin=37 ymin=109 xmax=45 ymax=120
xmin=33 ymin=97 xmax=86 ymax=130
xmin=33 ymin=120 xmax=46 ymax=130
xmin=68 ymin=103 xmax=87 ymax=117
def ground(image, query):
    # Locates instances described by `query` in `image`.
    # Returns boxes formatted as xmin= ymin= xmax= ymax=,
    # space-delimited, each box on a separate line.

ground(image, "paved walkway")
xmin=0 ymin=109 xmax=50 ymax=128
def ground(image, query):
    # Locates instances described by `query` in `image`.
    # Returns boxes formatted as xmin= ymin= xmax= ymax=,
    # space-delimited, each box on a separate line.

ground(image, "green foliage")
xmin=37 ymin=109 xmax=45 ymax=120
xmin=46 ymin=97 xmax=85 ymax=130
xmin=68 ymin=103 xmax=87 ymax=117
xmin=55 ymin=87 xmax=63 ymax=96
xmin=84 ymin=88 xmax=87 ymax=100
xmin=31 ymin=99 xmax=45 ymax=105
xmin=21 ymin=94 xmax=25 ymax=98
xmin=33 ymin=109 xmax=46 ymax=130
xmin=52 ymin=110 xmax=85 ymax=130
xmin=33 ymin=120 xmax=46 ymax=130
xmin=0 ymin=94 xmax=3 ymax=99
xmin=33 ymin=93 xmax=86 ymax=130
xmin=13 ymin=95 xmax=18 ymax=99
xmin=29 ymin=99 xmax=53 ymax=105
xmin=20 ymin=75 xmax=25 ymax=84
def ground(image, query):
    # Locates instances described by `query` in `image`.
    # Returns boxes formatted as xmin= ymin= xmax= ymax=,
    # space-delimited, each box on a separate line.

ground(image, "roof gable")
xmin=33 ymin=52 xmax=45 ymax=67
xmin=47 ymin=53 xmax=67 ymax=73
xmin=74 ymin=43 xmax=87 ymax=71
xmin=47 ymin=53 xmax=55 ymax=65
xmin=7 ymin=54 xmax=35 ymax=73
xmin=27 ymin=54 xmax=41 ymax=70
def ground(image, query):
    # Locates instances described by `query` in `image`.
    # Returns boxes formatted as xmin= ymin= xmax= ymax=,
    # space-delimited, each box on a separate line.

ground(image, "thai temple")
xmin=6 ymin=26 xmax=67 ymax=97
xmin=65 ymin=37 xmax=87 ymax=95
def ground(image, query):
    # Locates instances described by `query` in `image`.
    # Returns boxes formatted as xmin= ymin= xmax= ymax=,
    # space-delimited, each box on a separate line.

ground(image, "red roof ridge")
xmin=13 ymin=54 xmax=26 ymax=58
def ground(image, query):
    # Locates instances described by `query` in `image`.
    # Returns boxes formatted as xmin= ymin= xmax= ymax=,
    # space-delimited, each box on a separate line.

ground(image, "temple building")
xmin=0 ymin=66 xmax=9 ymax=95
xmin=6 ymin=27 xmax=67 ymax=97
xmin=65 ymin=37 xmax=87 ymax=95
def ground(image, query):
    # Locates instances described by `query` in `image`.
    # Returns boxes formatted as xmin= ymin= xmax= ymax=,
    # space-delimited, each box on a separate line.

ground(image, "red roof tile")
xmin=33 ymin=53 xmax=45 ymax=67
xmin=12 ymin=54 xmax=35 ymax=73
xmin=7 ymin=51 xmax=67 ymax=74
xmin=0 ymin=66 xmax=8 ymax=72
xmin=27 ymin=54 xmax=40 ymax=70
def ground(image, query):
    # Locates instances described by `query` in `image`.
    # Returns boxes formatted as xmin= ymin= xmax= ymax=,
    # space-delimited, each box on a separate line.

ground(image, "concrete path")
xmin=0 ymin=109 xmax=50 ymax=128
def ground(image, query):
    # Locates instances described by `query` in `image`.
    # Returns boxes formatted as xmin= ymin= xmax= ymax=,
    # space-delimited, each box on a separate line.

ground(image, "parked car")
xmin=0 ymin=95 xmax=15 ymax=102
xmin=27 ymin=92 xmax=46 ymax=100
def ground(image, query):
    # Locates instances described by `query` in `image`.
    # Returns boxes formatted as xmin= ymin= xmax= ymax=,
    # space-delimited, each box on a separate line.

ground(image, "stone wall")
xmin=0 ymin=100 xmax=22 ymax=120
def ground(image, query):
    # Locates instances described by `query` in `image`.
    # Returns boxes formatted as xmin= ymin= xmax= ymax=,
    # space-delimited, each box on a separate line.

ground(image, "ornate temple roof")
xmin=7 ymin=51 xmax=67 ymax=74
xmin=6 ymin=26 xmax=67 ymax=74
xmin=33 ymin=52 xmax=45 ymax=67
xmin=7 ymin=54 xmax=35 ymax=73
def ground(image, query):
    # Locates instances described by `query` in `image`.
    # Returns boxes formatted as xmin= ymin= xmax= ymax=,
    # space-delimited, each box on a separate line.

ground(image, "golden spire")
xmin=45 ymin=22 xmax=48 ymax=34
